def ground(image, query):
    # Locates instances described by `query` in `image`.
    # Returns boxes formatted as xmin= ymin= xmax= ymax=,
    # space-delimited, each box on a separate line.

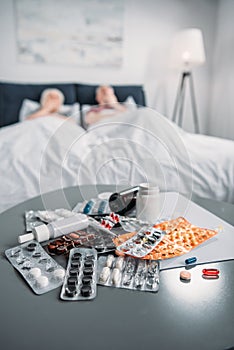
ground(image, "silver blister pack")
xmin=5 ymin=241 xmax=65 ymax=295
xmin=46 ymin=219 xmax=117 ymax=256
xmin=60 ymin=247 xmax=97 ymax=301
xmin=97 ymin=254 xmax=160 ymax=292
xmin=36 ymin=208 xmax=75 ymax=222
xmin=25 ymin=209 xmax=76 ymax=232
xmin=25 ymin=210 xmax=44 ymax=232
xmin=116 ymin=226 xmax=166 ymax=258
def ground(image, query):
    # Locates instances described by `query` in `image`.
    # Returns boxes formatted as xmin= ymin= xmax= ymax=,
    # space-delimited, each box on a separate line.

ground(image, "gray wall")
xmin=209 ymin=0 xmax=234 ymax=140
xmin=1 ymin=0 xmax=231 ymax=138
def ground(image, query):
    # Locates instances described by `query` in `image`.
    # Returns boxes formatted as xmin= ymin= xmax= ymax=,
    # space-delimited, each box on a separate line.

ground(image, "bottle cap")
xmin=98 ymin=192 xmax=112 ymax=200
xmin=138 ymin=183 xmax=160 ymax=196
xmin=18 ymin=232 xmax=34 ymax=244
xmin=32 ymin=224 xmax=50 ymax=242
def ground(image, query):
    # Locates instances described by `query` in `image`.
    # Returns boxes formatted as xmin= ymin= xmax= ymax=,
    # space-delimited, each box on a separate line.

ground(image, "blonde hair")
xmin=40 ymin=88 xmax=65 ymax=106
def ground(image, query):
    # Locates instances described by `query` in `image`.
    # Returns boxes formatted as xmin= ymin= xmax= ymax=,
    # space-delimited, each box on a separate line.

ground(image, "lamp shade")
xmin=171 ymin=28 xmax=206 ymax=70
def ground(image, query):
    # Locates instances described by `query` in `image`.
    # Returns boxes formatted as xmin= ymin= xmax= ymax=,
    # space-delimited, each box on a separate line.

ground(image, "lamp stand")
xmin=172 ymin=71 xmax=200 ymax=133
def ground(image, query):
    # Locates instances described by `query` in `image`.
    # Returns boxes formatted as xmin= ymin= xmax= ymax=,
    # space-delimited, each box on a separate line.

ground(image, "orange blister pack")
xmin=113 ymin=217 xmax=218 ymax=260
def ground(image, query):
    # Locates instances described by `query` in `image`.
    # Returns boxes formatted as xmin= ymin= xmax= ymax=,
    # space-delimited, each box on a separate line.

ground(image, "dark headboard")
xmin=76 ymin=84 xmax=146 ymax=106
xmin=0 ymin=82 xmax=146 ymax=127
xmin=0 ymin=83 xmax=77 ymax=127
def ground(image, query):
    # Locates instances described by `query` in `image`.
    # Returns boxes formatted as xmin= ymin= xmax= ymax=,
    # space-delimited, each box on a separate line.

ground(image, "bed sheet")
xmin=0 ymin=108 xmax=233 ymax=213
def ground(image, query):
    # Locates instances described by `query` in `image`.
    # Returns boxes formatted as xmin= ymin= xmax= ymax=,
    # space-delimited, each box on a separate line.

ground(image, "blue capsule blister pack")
xmin=73 ymin=198 xmax=110 ymax=216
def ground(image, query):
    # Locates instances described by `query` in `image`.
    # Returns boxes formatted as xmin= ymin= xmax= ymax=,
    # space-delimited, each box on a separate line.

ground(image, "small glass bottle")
xmin=18 ymin=214 xmax=89 ymax=243
xmin=136 ymin=183 xmax=160 ymax=224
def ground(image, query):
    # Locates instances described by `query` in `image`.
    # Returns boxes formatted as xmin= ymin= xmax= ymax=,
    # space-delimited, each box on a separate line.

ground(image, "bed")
xmin=0 ymin=82 xmax=233 ymax=214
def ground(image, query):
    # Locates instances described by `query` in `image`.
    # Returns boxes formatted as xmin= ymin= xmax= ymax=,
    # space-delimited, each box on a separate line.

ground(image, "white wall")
xmin=209 ymin=0 xmax=234 ymax=140
xmin=0 ymin=0 xmax=219 ymax=134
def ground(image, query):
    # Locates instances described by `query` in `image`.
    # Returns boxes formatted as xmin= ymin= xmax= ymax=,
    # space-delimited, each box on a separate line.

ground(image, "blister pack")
xmin=114 ymin=217 xmax=218 ymax=261
xmin=25 ymin=210 xmax=44 ymax=232
xmin=36 ymin=208 xmax=75 ymax=223
xmin=98 ymin=254 xmax=160 ymax=292
xmin=5 ymin=241 xmax=65 ymax=295
xmin=25 ymin=209 xmax=76 ymax=232
xmin=116 ymin=226 xmax=166 ymax=258
xmin=73 ymin=198 xmax=110 ymax=215
xmin=46 ymin=220 xmax=117 ymax=256
xmin=60 ymin=247 xmax=97 ymax=301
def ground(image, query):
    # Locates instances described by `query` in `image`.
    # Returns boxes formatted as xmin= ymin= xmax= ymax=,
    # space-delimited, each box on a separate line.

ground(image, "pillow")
xmin=19 ymin=99 xmax=81 ymax=124
xmin=123 ymin=96 xmax=138 ymax=110
xmin=81 ymin=96 xmax=137 ymax=129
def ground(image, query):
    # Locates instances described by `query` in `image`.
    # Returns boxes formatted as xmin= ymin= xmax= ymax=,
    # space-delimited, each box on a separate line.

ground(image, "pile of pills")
xmin=5 ymin=241 xmax=65 ymax=294
xmin=98 ymin=254 xmax=160 ymax=292
xmin=179 ymin=256 xmax=220 ymax=282
xmin=60 ymin=248 xmax=97 ymax=301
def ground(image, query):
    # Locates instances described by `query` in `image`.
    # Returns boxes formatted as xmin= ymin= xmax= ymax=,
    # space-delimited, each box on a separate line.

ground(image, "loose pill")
xmin=202 ymin=268 xmax=219 ymax=276
xmin=180 ymin=270 xmax=191 ymax=281
xmin=202 ymin=274 xmax=219 ymax=280
xmin=185 ymin=256 xmax=197 ymax=265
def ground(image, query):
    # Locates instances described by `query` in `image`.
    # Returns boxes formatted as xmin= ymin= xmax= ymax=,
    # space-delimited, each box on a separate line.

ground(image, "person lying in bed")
xmin=25 ymin=88 xmax=68 ymax=121
xmin=85 ymin=85 xmax=128 ymax=125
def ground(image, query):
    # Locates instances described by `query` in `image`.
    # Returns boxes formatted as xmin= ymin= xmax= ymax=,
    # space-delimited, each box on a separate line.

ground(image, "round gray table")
xmin=1 ymin=185 xmax=234 ymax=350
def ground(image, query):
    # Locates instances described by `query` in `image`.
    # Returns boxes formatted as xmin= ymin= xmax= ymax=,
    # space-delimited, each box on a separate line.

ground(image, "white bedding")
xmin=0 ymin=108 xmax=233 ymax=213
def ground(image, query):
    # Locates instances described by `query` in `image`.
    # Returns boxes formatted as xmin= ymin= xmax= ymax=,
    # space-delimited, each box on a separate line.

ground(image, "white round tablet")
xmin=28 ymin=267 xmax=41 ymax=279
xmin=36 ymin=275 xmax=49 ymax=288
xmin=53 ymin=268 xmax=65 ymax=280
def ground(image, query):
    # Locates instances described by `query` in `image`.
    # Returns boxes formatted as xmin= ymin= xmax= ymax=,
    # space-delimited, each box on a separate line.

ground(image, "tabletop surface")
xmin=1 ymin=185 xmax=234 ymax=350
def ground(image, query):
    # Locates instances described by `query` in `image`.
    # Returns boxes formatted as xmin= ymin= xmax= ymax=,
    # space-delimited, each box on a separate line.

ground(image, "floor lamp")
xmin=171 ymin=28 xmax=206 ymax=133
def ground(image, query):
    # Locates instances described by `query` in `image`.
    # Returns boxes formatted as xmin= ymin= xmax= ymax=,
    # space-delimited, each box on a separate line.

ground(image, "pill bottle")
xmin=136 ymin=183 xmax=160 ymax=224
xmin=109 ymin=186 xmax=139 ymax=215
xmin=18 ymin=214 xmax=89 ymax=244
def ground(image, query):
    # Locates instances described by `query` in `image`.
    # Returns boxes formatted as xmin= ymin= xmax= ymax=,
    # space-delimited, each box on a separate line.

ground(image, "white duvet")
xmin=0 ymin=108 xmax=233 ymax=213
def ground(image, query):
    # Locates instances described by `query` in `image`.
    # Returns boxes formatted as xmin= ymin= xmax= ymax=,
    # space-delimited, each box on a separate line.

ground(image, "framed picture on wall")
xmin=14 ymin=0 xmax=125 ymax=68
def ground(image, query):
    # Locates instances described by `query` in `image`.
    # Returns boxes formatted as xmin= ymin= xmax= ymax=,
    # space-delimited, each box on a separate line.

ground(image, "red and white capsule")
xmin=202 ymin=268 xmax=220 ymax=276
